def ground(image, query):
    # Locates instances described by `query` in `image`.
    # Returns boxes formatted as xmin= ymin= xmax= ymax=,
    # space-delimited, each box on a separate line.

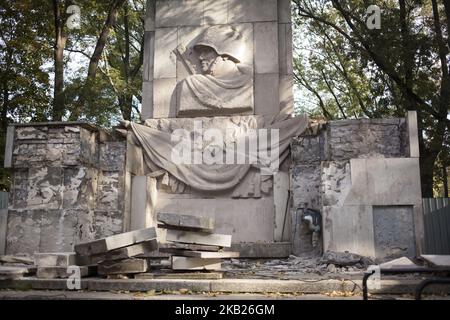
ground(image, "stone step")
xmin=157 ymin=212 xmax=215 ymax=232
xmin=34 ymin=252 xmax=77 ymax=267
xmin=134 ymin=271 xmax=223 ymax=280
xmin=171 ymin=256 xmax=222 ymax=271
xmin=98 ymin=258 xmax=148 ymax=275
xmin=74 ymin=227 xmax=157 ymax=256
xmin=36 ymin=266 xmax=96 ymax=279
xmin=166 ymin=229 xmax=231 ymax=247
xmin=76 ymin=239 xmax=158 ymax=266
xmin=160 ymin=248 xmax=239 ymax=259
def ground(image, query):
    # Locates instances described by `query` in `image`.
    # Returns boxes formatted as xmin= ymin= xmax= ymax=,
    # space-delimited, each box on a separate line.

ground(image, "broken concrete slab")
xmin=74 ymin=227 xmax=157 ymax=256
xmin=160 ymin=248 xmax=239 ymax=259
xmin=98 ymin=258 xmax=148 ymax=275
xmin=161 ymin=243 xmax=221 ymax=252
xmin=134 ymin=271 xmax=223 ymax=280
xmin=421 ymin=255 xmax=450 ymax=268
xmin=0 ymin=255 xmax=34 ymax=265
xmin=34 ymin=252 xmax=77 ymax=267
xmin=76 ymin=239 xmax=158 ymax=266
xmin=0 ymin=266 xmax=35 ymax=280
xmin=380 ymin=257 xmax=423 ymax=270
xmin=171 ymin=256 xmax=222 ymax=271
xmin=320 ymin=251 xmax=374 ymax=267
xmin=157 ymin=212 xmax=215 ymax=232
xmin=166 ymin=229 xmax=231 ymax=247
xmin=36 ymin=266 xmax=95 ymax=279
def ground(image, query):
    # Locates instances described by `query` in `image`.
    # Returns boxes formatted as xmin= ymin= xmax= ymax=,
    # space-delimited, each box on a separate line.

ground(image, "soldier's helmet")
xmin=193 ymin=25 xmax=244 ymax=63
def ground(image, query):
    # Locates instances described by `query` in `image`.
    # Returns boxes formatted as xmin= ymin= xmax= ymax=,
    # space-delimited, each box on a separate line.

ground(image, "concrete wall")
xmin=291 ymin=115 xmax=422 ymax=260
xmin=4 ymin=123 xmax=126 ymax=254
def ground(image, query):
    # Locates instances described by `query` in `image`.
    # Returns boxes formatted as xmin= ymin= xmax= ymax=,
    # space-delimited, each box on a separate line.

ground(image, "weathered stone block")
xmin=278 ymin=23 xmax=293 ymax=75
xmin=171 ymin=256 xmax=222 ymax=270
xmin=254 ymin=22 xmax=279 ymax=74
xmin=141 ymin=81 xmax=153 ymax=120
xmin=34 ymin=252 xmax=77 ymax=267
xmin=157 ymin=212 xmax=215 ymax=232
xmin=153 ymin=78 xmax=177 ymax=118
xmin=154 ymin=27 xmax=177 ymax=79
xmin=166 ymin=229 xmax=231 ymax=247
xmin=63 ymin=167 xmax=97 ymax=209
xmin=278 ymin=0 xmax=292 ymax=23
xmin=322 ymin=205 xmax=375 ymax=258
xmin=99 ymin=141 xmax=126 ymax=171
xmin=36 ymin=266 xmax=94 ymax=279
xmin=74 ymin=227 xmax=157 ymax=256
xmin=80 ymin=128 xmax=97 ymax=166
xmin=39 ymin=209 xmax=77 ymax=252
xmin=373 ymin=206 xmax=416 ymax=259
xmin=155 ymin=0 xmax=203 ymax=27
xmin=279 ymin=75 xmax=294 ymax=111
xmin=143 ymin=31 xmax=155 ymax=82
xmin=6 ymin=210 xmax=43 ymax=254
xmin=161 ymin=248 xmax=239 ymax=258
xmin=93 ymin=210 xmax=123 ymax=239
xmin=98 ymin=258 xmax=148 ymax=275
xmin=77 ymin=240 xmax=158 ymax=266
xmin=16 ymin=126 xmax=48 ymax=140
xmin=11 ymin=168 xmax=28 ymax=208
xmin=228 ymin=0 xmax=277 ymax=23
xmin=254 ymin=73 xmax=279 ymax=115
xmin=25 ymin=167 xmax=62 ymax=209
xmin=96 ymin=171 xmax=120 ymax=211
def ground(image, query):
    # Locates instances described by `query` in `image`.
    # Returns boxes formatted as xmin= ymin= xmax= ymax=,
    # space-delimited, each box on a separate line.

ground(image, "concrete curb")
xmin=0 ymin=277 xmax=441 ymax=295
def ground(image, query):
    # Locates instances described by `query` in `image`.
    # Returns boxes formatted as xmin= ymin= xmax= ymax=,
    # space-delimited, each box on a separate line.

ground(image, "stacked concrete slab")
xmin=34 ymin=252 xmax=97 ymax=279
xmin=74 ymin=227 xmax=158 ymax=277
xmin=157 ymin=213 xmax=239 ymax=271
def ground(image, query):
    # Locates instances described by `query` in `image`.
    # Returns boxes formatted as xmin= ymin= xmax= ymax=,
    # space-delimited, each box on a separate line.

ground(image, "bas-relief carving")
xmin=175 ymin=25 xmax=254 ymax=117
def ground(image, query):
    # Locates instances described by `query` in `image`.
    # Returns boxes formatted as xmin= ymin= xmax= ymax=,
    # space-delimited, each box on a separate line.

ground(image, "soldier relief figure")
xmin=176 ymin=25 xmax=254 ymax=116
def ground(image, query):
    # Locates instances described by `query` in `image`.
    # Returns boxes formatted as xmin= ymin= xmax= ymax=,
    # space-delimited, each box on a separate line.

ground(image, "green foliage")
xmin=292 ymin=0 xmax=450 ymax=196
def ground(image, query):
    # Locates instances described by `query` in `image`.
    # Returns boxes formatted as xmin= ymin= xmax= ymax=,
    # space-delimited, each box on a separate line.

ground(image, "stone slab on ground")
xmin=76 ymin=240 xmax=158 ymax=266
xmin=166 ymin=229 xmax=231 ymax=247
xmin=0 ymin=255 xmax=34 ymax=265
xmin=74 ymin=227 xmax=157 ymax=256
xmin=36 ymin=266 xmax=95 ymax=279
xmin=161 ymin=243 xmax=221 ymax=252
xmin=34 ymin=252 xmax=77 ymax=267
xmin=0 ymin=277 xmax=447 ymax=295
xmin=160 ymin=248 xmax=239 ymax=259
xmin=98 ymin=258 xmax=148 ymax=275
xmin=421 ymin=255 xmax=450 ymax=267
xmin=157 ymin=212 xmax=214 ymax=232
xmin=135 ymin=271 xmax=223 ymax=280
xmin=0 ymin=266 xmax=35 ymax=280
xmin=171 ymin=256 xmax=222 ymax=271
xmin=380 ymin=257 xmax=423 ymax=270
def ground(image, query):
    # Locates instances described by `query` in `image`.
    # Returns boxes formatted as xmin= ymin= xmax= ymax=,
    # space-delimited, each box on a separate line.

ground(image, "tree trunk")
xmin=69 ymin=0 xmax=126 ymax=120
xmin=52 ymin=0 xmax=67 ymax=121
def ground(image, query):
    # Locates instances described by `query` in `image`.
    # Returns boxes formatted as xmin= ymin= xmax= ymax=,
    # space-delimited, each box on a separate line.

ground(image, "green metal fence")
xmin=423 ymin=198 xmax=450 ymax=254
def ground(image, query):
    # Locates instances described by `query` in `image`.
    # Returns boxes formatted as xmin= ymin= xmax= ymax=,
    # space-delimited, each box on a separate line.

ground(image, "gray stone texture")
xmin=373 ymin=206 xmax=416 ymax=260
xmin=290 ymin=117 xmax=418 ymax=259
xmin=6 ymin=124 xmax=127 ymax=255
